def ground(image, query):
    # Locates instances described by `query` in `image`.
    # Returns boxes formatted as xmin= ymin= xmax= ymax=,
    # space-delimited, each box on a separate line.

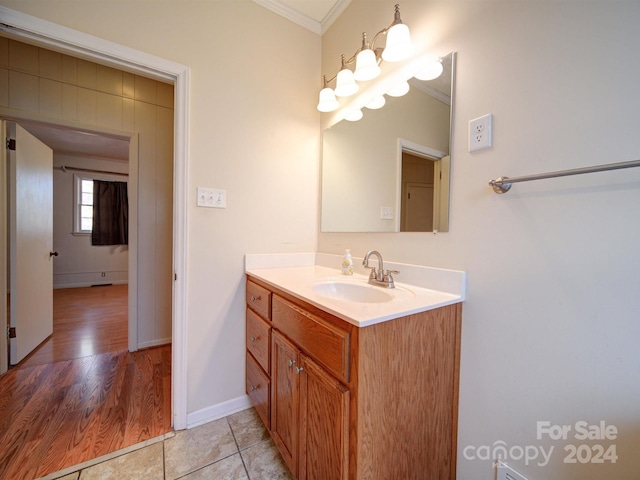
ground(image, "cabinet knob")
xmin=288 ymin=359 xmax=296 ymax=368
xmin=250 ymin=336 xmax=260 ymax=342
xmin=295 ymin=366 xmax=304 ymax=375
xmin=251 ymin=295 xmax=261 ymax=302
xmin=250 ymin=384 xmax=259 ymax=391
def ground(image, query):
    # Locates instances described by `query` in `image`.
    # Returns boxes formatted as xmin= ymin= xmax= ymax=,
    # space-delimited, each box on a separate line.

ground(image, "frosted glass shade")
xmin=345 ymin=109 xmax=363 ymax=121
xmin=382 ymin=23 xmax=414 ymax=62
xmin=354 ymin=49 xmax=381 ymax=81
xmin=335 ymin=68 xmax=359 ymax=97
xmin=366 ymin=96 xmax=386 ymax=110
xmin=387 ymin=81 xmax=410 ymax=97
xmin=415 ymin=57 xmax=444 ymax=81
xmin=317 ymin=87 xmax=339 ymax=112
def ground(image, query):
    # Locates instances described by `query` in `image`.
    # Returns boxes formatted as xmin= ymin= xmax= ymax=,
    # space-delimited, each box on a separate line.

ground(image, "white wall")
xmin=320 ymin=1 xmax=640 ymax=479
xmin=52 ymin=153 xmax=129 ymax=288
xmin=0 ymin=0 xmax=321 ymax=417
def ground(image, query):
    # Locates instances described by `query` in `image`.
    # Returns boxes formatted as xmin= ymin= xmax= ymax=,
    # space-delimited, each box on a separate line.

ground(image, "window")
xmin=73 ymin=173 xmax=127 ymax=235
xmin=73 ymin=174 xmax=94 ymax=234
xmin=78 ymin=177 xmax=94 ymax=232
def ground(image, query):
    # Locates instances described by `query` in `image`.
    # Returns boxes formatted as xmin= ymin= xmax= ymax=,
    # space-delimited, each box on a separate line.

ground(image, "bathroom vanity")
xmin=245 ymin=255 xmax=465 ymax=480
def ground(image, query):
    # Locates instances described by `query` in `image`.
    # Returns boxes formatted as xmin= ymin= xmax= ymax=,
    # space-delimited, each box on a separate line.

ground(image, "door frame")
xmin=0 ymin=6 xmax=190 ymax=430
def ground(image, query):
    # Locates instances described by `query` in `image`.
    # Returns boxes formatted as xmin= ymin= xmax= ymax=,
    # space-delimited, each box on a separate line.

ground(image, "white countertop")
xmin=245 ymin=253 xmax=465 ymax=327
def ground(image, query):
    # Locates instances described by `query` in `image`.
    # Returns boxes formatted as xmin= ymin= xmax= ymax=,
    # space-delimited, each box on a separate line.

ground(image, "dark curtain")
xmin=91 ymin=180 xmax=129 ymax=245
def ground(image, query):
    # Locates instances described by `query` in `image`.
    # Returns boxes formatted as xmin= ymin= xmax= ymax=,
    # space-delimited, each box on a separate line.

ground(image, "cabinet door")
xmin=271 ymin=331 xmax=300 ymax=477
xmin=299 ymin=354 xmax=350 ymax=480
xmin=246 ymin=352 xmax=271 ymax=429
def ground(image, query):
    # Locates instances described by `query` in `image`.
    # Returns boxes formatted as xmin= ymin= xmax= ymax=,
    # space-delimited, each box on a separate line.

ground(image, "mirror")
xmin=321 ymin=52 xmax=455 ymax=233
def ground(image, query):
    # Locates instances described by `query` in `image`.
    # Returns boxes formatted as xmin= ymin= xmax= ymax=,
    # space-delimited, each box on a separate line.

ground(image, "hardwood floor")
xmin=0 ymin=285 xmax=172 ymax=480
xmin=19 ymin=284 xmax=129 ymax=368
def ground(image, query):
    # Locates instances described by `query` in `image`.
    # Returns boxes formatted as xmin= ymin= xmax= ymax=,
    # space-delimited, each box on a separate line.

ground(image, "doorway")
xmin=0 ymin=6 xmax=189 ymax=429
xmin=5 ymin=119 xmax=133 ymax=368
xmin=397 ymin=138 xmax=450 ymax=233
xmin=4 ymin=117 xmax=138 ymax=363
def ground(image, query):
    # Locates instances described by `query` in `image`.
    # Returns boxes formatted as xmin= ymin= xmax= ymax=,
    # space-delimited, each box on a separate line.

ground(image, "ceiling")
xmin=19 ymin=121 xmax=130 ymax=161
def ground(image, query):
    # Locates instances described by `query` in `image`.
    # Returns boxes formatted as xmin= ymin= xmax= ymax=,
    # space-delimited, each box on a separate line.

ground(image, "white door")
xmin=7 ymin=122 xmax=54 ymax=365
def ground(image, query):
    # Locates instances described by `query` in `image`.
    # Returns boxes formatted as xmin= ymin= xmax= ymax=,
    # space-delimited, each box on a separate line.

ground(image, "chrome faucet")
xmin=362 ymin=250 xmax=399 ymax=288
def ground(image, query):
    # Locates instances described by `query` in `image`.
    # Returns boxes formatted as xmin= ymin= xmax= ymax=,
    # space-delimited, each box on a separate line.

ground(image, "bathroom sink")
xmin=312 ymin=280 xmax=394 ymax=303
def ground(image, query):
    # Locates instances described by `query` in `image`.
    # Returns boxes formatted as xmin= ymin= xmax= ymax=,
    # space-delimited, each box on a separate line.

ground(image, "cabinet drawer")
xmin=247 ymin=280 xmax=271 ymax=321
xmin=246 ymin=352 xmax=271 ymax=429
xmin=272 ymin=295 xmax=350 ymax=384
xmin=246 ymin=308 xmax=271 ymax=374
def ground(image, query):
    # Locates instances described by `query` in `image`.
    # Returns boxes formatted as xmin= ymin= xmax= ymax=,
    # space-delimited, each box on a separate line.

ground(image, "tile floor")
xmin=41 ymin=408 xmax=293 ymax=480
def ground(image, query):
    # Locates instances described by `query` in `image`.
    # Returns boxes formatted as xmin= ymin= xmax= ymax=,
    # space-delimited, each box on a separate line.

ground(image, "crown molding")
xmin=252 ymin=0 xmax=351 ymax=36
xmin=320 ymin=0 xmax=351 ymax=35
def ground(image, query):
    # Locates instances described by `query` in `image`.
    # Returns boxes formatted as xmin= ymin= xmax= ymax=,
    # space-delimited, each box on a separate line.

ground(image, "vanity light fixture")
xmin=316 ymin=3 xmax=415 ymax=113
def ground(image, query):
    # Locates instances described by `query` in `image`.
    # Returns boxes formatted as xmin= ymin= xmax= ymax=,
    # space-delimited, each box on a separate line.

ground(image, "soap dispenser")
xmin=342 ymin=249 xmax=354 ymax=275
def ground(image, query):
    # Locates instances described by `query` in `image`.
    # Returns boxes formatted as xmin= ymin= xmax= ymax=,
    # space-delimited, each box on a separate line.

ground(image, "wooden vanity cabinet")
xmin=245 ymin=276 xmax=461 ymax=480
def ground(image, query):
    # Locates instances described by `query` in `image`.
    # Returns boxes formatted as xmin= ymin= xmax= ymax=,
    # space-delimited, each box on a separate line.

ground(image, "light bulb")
xmin=317 ymin=87 xmax=339 ymax=112
xmin=382 ymin=23 xmax=414 ymax=62
xmin=345 ymin=109 xmax=363 ymax=121
xmin=366 ymin=96 xmax=386 ymax=110
xmin=334 ymin=68 xmax=359 ymax=97
xmin=415 ymin=56 xmax=443 ymax=81
xmin=354 ymin=49 xmax=381 ymax=81
xmin=387 ymin=81 xmax=410 ymax=97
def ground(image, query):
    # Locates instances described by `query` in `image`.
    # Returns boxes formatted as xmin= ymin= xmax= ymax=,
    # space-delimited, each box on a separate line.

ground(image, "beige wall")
xmin=0 ymin=0 xmax=321 ymax=416
xmin=0 ymin=36 xmax=174 ymax=347
xmin=321 ymin=1 xmax=640 ymax=479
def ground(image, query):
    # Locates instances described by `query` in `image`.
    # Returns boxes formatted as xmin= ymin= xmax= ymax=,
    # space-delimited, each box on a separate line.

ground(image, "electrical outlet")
xmin=469 ymin=114 xmax=492 ymax=152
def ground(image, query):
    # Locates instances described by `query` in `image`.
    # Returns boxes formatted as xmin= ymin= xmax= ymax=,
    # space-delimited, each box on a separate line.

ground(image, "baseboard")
xmin=186 ymin=394 xmax=253 ymax=429
xmin=137 ymin=337 xmax=172 ymax=350
xmin=53 ymin=280 xmax=128 ymax=289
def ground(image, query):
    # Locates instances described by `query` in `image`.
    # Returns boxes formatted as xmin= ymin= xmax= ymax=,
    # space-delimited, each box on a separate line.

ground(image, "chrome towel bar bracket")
xmin=489 ymin=159 xmax=640 ymax=194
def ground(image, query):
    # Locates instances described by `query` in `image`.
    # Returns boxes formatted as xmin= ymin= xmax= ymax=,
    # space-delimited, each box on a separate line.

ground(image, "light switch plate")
xmin=197 ymin=187 xmax=226 ymax=208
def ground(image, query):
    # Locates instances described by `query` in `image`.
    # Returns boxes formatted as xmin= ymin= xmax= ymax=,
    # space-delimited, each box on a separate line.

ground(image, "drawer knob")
xmin=251 ymin=295 xmax=261 ymax=302
xmin=250 ymin=336 xmax=260 ymax=342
